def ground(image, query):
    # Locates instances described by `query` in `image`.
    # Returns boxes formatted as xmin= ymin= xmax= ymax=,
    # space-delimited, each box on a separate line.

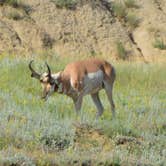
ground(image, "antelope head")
xmin=29 ymin=61 xmax=58 ymax=100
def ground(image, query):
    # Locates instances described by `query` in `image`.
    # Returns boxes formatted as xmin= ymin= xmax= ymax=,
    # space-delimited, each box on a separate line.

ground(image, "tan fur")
xmin=60 ymin=58 xmax=115 ymax=92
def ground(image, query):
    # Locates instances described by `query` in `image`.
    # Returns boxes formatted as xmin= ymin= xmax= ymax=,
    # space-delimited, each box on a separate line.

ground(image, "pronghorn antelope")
xmin=29 ymin=58 xmax=116 ymax=118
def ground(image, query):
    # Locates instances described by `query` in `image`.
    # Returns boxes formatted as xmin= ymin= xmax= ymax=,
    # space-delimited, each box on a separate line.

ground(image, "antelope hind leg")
xmin=103 ymin=81 xmax=115 ymax=118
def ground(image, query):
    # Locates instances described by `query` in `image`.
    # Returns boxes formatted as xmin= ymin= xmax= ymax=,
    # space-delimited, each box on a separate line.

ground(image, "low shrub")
xmin=125 ymin=0 xmax=139 ymax=8
xmin=6 ymin=10 xmax=23 ymax=20
xmin=1 ymin=0 xmax=31 ymax=13
xmin=126 ymin=12 xmax=140 ymax=29
xmin=153 ymin=38 xmax=166 ymax=50
xmin=51 ymin=0 xmax=77 ymax=9
xmin=116 ymin=41 xmax=127 ymax=60
xmin=112 ymin=2 xmax=127 ymax=19
xmin=2 ymin=0 xmax=21 ymax=7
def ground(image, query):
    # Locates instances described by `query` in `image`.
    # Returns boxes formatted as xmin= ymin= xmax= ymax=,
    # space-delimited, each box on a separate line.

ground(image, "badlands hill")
xmin=0 ymin=0 xmax=166 ymax=61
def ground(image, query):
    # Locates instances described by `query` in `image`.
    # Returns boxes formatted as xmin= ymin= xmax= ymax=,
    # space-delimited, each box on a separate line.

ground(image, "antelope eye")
xmin=40 ymin=80 xmax=43 ymax=83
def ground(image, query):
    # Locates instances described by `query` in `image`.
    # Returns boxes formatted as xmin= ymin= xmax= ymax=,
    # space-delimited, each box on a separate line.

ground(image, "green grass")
xmin=0 ymin=55 xmax=166 ymax=165
xmin=153 ymin=38 xmax=166 ymax=50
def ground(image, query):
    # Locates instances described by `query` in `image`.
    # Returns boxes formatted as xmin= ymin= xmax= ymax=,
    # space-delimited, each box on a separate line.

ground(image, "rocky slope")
xmin=0 ymin=0 xmax=166 ymax=61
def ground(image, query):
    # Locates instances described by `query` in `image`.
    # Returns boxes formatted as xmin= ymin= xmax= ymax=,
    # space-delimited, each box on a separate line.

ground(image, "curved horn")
xmin=29 ymin=60 xmax=41 ymax=79
xmin=45 ymin=62 xmax=51 ymax=78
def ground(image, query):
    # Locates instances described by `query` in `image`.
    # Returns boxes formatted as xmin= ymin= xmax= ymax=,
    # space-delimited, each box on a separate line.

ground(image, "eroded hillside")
xmin=0 ymin=0 xmax=166 ymax=61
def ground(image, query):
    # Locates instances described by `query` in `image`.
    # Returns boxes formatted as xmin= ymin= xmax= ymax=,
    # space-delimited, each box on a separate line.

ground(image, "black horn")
xmin=45 ymin=62 xmax=52 ymax=79
xmin=29 ymin=60 xmax=41 ymax=79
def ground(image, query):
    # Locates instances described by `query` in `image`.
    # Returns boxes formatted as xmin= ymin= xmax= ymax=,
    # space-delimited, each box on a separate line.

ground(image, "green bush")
xmin=112 ymin=2 xmax=127 ymax=19
xmin=153 ymin=38 xmax=166 ymax=50
xmin=116 ymin=41 xmax=127 ymax=60
xmin=125 ymin=0 xmax=138 ymax=8
xmin=1 ymin=0 xmax=31 ymax=13
xmin=51 ymin=0 xmax=77 ymax=9
xmin=112 ymin=1 xmax=139 ymax=29
xmin=41 ymin=134 xmax=70 ymax=151
xmin=126 ymin=12 xmax=139 ymax=29
xmin=2 ymin=0 xmax=20 ymax=7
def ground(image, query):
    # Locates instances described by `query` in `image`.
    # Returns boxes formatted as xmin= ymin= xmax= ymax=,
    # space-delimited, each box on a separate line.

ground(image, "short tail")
xmin=103 ymin=61 xmax=116 ymax=83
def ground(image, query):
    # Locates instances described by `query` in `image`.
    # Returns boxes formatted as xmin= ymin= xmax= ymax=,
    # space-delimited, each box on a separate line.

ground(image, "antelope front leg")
xmin=72 ymin=84 xmax=89 ymax=114
xmin=73 ymin=94 xmax=83 ymax=114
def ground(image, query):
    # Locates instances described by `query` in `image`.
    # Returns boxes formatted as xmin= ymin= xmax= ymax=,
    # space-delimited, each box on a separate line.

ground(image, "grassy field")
xmin=0 ymin=55 xmax=165 ymax=165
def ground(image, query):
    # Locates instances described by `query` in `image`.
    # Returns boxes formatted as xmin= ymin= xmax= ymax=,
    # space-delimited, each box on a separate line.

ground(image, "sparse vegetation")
xmin=153 ymin=38 xmax=166 ymax=50
xmin=0 ymin=55 xmax=165 ymax=165
xmin=41 ymin=32 xmax=55 ymax=49
xmin=1 ymin=0 xmax=20 ymax=7
xmin=51 ymin=0 xmax=77 ymax=9
xmin=112 ymin=2 xmax=127 ymax=19
xmin=126 ymin=12 xmax=140 ymax=29
xmin=124 ymin=0 xmax=139 ymax=9
xmin=0 ymin=0 xmax=31 ymax=14
xmin=1 ymin=0 xmax=22 ymax=7
xmin=116 ymin=41 xmax=127 ymax=60
xmin=112 ymin=1 xmax=140 ymax=29
xmin=6 ymin=10 xmax=23 ymax=20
